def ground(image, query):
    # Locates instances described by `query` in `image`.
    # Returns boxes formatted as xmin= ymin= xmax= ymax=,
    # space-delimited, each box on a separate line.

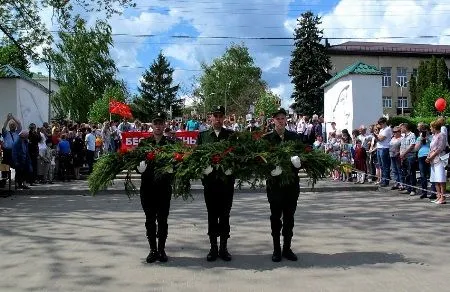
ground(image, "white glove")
xmin=290 ymin=156 xmax=301 ymax=168
xmin=203 ymin=165 xmax=213 ymax=175
xmin=270 ymin=166 xmax=282 ymax=176
xmin=137 ymin=161 xmax=147 ymax=173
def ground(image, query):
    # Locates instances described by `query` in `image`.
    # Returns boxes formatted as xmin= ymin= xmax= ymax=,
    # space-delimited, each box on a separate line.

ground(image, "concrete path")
xmin=0 ymin=185 xmax=449 ymax=291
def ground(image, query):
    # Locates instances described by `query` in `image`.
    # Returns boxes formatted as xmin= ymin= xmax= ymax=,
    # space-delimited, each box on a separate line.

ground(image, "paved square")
xmin=0 ymin=186 xmax=449 ymax=292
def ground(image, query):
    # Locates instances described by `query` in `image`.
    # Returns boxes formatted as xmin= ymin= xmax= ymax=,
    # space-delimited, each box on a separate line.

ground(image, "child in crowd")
xmin=353 ymin=139 xmax=367 ymax=184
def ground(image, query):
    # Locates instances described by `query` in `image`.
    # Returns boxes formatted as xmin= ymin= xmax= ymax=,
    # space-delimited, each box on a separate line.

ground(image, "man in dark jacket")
xmin=263 ymin=108 xmax=301 ymax=262
xmin=196 ymin=105 xmax=235 ymax=262
xmin=12 ymin=130 xmax=32 ymax=189
xmin=140 ymin=112 xmax=175 ymax=263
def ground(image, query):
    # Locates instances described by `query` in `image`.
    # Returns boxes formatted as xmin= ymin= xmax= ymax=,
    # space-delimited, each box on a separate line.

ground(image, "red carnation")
xmin=146 ymin=151 xmax=156 ymax=161
xmin=304 ymin=145 xmax=313 ymax=153
xmin=252 ymin=132 xmax=263 ymax=140
xmin=223 ymin=147 xmax=235 ymax=155
xmin=211 ymin=154 xmax=222 ymax=164
xmin=174 ymin=152 xmax=184 ymax=162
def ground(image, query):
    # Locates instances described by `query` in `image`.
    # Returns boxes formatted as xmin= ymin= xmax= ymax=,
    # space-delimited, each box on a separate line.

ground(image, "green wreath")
xmin=88 ymin=132 xmax=339 ymax=199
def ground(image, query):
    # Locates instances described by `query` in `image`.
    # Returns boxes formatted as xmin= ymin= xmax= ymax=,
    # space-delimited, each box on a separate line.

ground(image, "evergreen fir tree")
xmin=289 ymin=11 xmax=331 ymax=115
xmin=428 ymin=56 xmax=438 ymax=85
xmin=132 ymin=52 xmax=180 ymax=121
xmin=437 ymin=57 xmax=449 ymax=89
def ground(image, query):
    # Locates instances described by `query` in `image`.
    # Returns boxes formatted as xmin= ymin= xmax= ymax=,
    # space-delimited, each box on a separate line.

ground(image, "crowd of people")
xmin=1 ymin=112 xmax=448 ymax=205
xmin=311 ymin=117 xmax=448 ymax=205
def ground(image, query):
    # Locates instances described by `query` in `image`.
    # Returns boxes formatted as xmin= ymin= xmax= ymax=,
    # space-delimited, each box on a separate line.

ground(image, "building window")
xmin=397 ymin=96 xmax=408 ymax=108
xmin=381 ymin=67 xmax=391 ymax=87
xmin=397 ymin=67 xmax=408 ymax=86
xmin=382 ymin=96 xmax=392 ymax=108
xmin=412 ymin=68 xmax=418 ymax=77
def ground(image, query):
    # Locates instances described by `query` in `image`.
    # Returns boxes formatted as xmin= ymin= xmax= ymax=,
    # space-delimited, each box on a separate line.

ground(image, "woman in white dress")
xmin=426 ymin=120 xmax=447 ymax=204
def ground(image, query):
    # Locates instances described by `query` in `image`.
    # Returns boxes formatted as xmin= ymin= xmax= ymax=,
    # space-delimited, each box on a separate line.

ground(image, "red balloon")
xmin=435 ymin=98 xmax=447 ymax=112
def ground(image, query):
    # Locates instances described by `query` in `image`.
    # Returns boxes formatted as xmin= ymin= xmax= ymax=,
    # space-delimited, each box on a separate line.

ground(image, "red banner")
xmin=121 ymin=131 xmax=199 ymax=151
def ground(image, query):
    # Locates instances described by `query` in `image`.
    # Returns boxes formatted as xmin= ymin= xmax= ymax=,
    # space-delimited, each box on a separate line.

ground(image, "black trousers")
xmin=1 ymin=149 xmax=12 ymax=179
xmin=15 ymin=167 xmax=29 ymax=187
xmin=140 ymin=183 xmax=172 ymax=240
xmin=27 ymin=154 xmax=38 ymax=184
xmin=86 ymin=150 xmax=95 ymax=174
xmin=267 ymin=180 xmax=299 ymax=239
xmin=203 ymin=177 xmax=234 ymax=238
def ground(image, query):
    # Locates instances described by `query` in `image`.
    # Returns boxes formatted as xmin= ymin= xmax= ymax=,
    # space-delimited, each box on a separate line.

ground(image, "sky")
xmin=31 ymin=0 xmax=450 ymax=108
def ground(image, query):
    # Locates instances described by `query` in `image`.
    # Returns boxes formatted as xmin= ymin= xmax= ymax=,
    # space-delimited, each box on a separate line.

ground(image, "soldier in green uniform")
xmin=196 ymin=105 xmax=235 ymax=262
xmin=263 ymin=108 xmax=301 ymax=262
xmin=140 ymin=112 xmax=175 ymax=263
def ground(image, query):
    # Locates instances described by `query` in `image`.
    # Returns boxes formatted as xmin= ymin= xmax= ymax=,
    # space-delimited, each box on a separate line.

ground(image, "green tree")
xmin=88 ymin=84 xmax=128 ymax=124
xmin=437 ymin=57 xmax=449 ymax=89
xmin=415 ymin=84 xmax=450 ymax=117
xmin=50 ymin=17 xmax=118 ymax=122
xmin=427 ymin=56 xmax=438 ymax=85
xmin=132 ymin=52 xmax=180 ymax=121
xmin=255 ymin=91 xmax=280 ymax=118
xmin=198 ymin=43 xmax=266 ymax=117
xmin=0 ymin=0 xmax=135 ymax=61
xmin=416 ymin=60 xmax=429 ymax=102
xmin=0 ymin=39 xmax=30 ymax=72
xmin=289 ymin=11 xmax=332 ymax=115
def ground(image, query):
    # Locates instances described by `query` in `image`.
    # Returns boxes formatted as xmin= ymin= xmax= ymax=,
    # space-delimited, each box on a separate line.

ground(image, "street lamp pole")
xmin=396 ymin=80 xmax=410 ymax=116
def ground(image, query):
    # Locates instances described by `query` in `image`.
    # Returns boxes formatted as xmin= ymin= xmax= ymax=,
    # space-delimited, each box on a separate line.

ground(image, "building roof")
xmin=328 ymin=41 xmax=450 ymax=57
xmin=0 ymin=64 xmax=50 ymax=93
xmin=322 ymin=61 xmax=382 ymax=88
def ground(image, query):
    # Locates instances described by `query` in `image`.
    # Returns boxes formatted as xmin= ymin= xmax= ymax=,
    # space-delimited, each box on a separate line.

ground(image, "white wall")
xmin=324 ymin=74 xmax=383 ymax=132
xmin=324 ymin=76 xmax=353 ymax=131
xmin=0 ymin=79 xmax=18 ymax=124
xmin=17 ymin=79 xmax=49 ymax=127
xmin=351 ymin=75 xmax=383 ymax=131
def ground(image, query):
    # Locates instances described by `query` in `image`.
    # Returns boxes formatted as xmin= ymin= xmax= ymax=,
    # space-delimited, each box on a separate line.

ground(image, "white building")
xmin=0 ymin=65 xmax=50 ymax=127
xmin=322 ymin=61 xmax=383 ymax=132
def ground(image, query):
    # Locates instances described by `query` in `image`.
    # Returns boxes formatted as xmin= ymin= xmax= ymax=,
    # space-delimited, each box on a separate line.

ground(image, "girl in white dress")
xmin=426 ymin=120 xmax=447 ymax=204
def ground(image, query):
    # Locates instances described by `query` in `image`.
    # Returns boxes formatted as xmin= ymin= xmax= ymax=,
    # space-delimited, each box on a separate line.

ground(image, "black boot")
xmin=219 ymin=237 xmax=232 ymax=261
xmin=207 ymin=236 xmax=218 ymax=262
xmin=158 ymin=237 xmax=168 ymax=262
xmin=282 ymin=237 xmax=298 ymax=261
xmin=272 ymin=236 xmax=282 ymax=262
xmin=146 ymin=237 xmax=159 ymax=263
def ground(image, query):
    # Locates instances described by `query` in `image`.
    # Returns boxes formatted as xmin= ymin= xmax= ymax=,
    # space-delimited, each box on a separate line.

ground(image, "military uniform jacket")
xmin=196 ymin=127 xmax=235 ymax=184
xmin=140 ymin=135 xmax=175 ymax=190
xmin=263 ymin=130 xmax=301 ymax=199
xmin=196 ymin=127 xmax=234 ymax=145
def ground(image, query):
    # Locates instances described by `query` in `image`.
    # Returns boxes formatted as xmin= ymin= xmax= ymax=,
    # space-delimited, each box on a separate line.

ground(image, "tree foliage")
xmin=413 ymin=56 xmax=450 ymax=117
xmin=88 ymin=84 xmax=128 ymax=124
xmin=255 ymin=91 xmax=280 ymax=118
xmin=131 ymin=52 xmax=181 ymax=122
xmin=50 ymin=17 xmax=118 ymax=122
xmin=0 ymin=39 xmax=30 ymax=72
xmin=0 ymin=0 xmax=135 ymax=61
xmin=289 ymin=11 xmax=332 ymax=116
xmin=415 ymin=84 xmax=450 ymax=117
xmin=198 ymin=43 xmax=266 ymax=117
